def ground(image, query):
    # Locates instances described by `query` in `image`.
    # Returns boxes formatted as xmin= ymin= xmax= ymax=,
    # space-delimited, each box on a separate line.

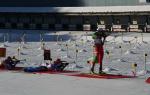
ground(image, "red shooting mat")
xmin=69 ymin=73 xmax=136 ymax=79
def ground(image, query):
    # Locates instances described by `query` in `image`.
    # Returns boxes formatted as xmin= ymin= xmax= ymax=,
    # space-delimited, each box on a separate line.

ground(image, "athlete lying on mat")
xmin=1 ymin=56 xmax=21 ymax=70
xmin=24 ymin=58 xmax=69 ymax=72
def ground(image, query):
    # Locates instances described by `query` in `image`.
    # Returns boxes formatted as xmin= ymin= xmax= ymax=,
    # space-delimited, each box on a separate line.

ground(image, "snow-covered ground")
xmin=0 ymin=29 xmax=150 ymax=95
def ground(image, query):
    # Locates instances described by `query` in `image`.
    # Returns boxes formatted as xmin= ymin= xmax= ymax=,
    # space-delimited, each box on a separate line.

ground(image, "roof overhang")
xmin=0 ymin=5 xmax=149 ymax=15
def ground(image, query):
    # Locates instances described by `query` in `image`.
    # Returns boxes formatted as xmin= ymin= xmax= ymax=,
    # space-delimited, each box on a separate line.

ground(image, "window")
xmin=55 ymin=17 xmax=61 ymax=24
xmin=23 ymin=23 xmax=29 ymax=29
xmin=0 ymin=23 xmax=5 ymax=28
xmin=148 ymin=17 xmax=150 ymax=24
xmin=146 ymin=0 xmax=150 ymax=2
xmin=116 ymin=19 xmax=120 ymax=24
xmin=49 ymin=24 xmax=55 ymax=30
xmin=84 ymin=18 xmax=90 ymax=24
xmin=36 ymin=24 xmax=42 ymax=29
xmin=139 ymin=0 xmax=150 ymax=3
xmin=63 ymin=24 xmax=68 ymax=30
xmin=11 ymin=23 xmax=17 ymax=29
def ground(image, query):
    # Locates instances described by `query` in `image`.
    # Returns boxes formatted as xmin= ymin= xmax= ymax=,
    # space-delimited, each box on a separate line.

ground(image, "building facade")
xmin=0 ymin=0 xmax=150 ymax=32
xmin=0 ymin=0 xmax=149 ymax=7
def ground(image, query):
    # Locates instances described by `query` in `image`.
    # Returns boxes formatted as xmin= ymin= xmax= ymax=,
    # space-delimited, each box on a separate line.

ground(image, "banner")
xmin=83 ymin=24 xmax=91 ymax=31
xmin=130 ymin=25 xmax=138 ymax=29
xmin=147 ymin=25 xmax=150 ymax=29
xmin=97 ymin=25 xmax=106 ymax=29
xmin=113 ymin=25 xmax=121 ymax=29
xmin=0 ymin=48 xmax=6 ymax=57
xmin=44 ymin=49 xmax=51 ymax=60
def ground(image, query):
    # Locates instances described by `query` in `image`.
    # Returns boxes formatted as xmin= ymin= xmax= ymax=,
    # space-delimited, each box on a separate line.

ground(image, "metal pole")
xmin=86 ymin=31 xmax=87 ymax=42
xmin=60 ymin=38 xmax=63 ymax=47
xmin=22 ymin=33 xmax=25 ymax=43
xmin=121 ymin=31 xmax=123 ymax=42
xmin=40 ymin=33 xmax=42 ymax=42
xmin=75 ymin=40 xmax=78 ymax=64
xmin=66 ymin=44 xmax=69 ymax=57
xmin=114 ymin=35 xmax=117 ymax=43
xmin=145 ymin=53 xmax=147 ymax=72
xmin=141 ymin=33 xmax=143 ymax=42
xmin=40 ymin=33 xmax=44 ymax=47
xmin=21 ymin=33 xmax=26 ymax=47
xmin=129 ymin=41 xmax=131 ymax=48
xmin=81 ymin=39 xmax=84 ymax=46
xmin=17 ymin=48 xmax=20 ymax=59
xmin=3 ymin=34 xmax=6 ymax=43
xmin=75 ymin=49 xmax=78 ymax=65
xmin=57 ymin=34 xmax=59 ymax=44
xmin=42 ymin=43 xmax=45 ymax=50
xmin=7 ymin=33 xmax=9 ymax=42
xmin=119 ymin=46 xmax=122 ymax=56
xmin=106 ymin=50 xmax=110 ymax=60
xmin=134 ymin=36 xmax=138 ymax=44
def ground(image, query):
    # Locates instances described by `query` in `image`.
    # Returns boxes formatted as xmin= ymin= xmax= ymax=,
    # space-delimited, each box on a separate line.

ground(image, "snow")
xmin=0 ymin=30 xmax=150 ymax=95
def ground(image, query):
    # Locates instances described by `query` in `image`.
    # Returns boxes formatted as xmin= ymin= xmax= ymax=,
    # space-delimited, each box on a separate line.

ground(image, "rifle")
xmin=13 ymin=59 xmax=26 ymax=65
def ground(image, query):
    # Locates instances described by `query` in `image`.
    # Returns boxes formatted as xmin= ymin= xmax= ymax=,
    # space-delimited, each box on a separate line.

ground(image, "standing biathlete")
xmin=91 ymin=29 xmax=107 ymax=74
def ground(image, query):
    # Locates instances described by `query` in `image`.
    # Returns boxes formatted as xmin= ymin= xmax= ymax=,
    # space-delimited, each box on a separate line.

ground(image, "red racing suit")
xmin=92 ymin=30 xmax=107 ymax=72
xmin=93 ymin=33 xmax=105 ymax=72
xmin=94 ymin=44 xmax=104 ymax=65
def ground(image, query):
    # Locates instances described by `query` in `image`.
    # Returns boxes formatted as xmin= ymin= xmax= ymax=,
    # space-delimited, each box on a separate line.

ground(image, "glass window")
xmin=36 ymin=24 xmax=42 ymax=29
xmin=0 ymin=23 xmax=5 ymax=28
xmin=23 ymin=23 xmax=29 ymax=29
xmin=11 ymin=23 xmax=17 ymax=29
xmin=146 ymin=0 xmax=150 ymax=2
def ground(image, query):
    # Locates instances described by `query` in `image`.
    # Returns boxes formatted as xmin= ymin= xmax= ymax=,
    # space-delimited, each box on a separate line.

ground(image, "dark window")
xmin=49 ymin=24 xmax=55 ymax=30
xmin=91 ymin=24 xmax=97 ymax=31
xmin=31 ymin=18 xmax=35 ymax=23
xmin=11 ymin=23 xmax=17 ymax=29
xmin=23 ymin=23 xmax=29 ymax=29
xmin=55 ymin=17 xmax=61 ymax=24
xmin=36 ymin=24 xmax=42 ymax=29
xmin=63 ymin=24 xmax=68 ymax=31
xmin=116 ymin=19 xmax=120 ymax=24
xmin=0 ymin=23 xmax=5 ymax=28
xmin=114 ymin=19 xmax=120 ymax=24
xmin=5 ymin=17 xmax=10 ymax=22
xmin=146 ymin=0 xmax=150 ymax=3
xmin=148 ymin=17 xmax=150 ymax=24
xmin=76 ymin=24 xmax=83 ymax=31
xmin=84 ymin=18 xmax=90 ymax=24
